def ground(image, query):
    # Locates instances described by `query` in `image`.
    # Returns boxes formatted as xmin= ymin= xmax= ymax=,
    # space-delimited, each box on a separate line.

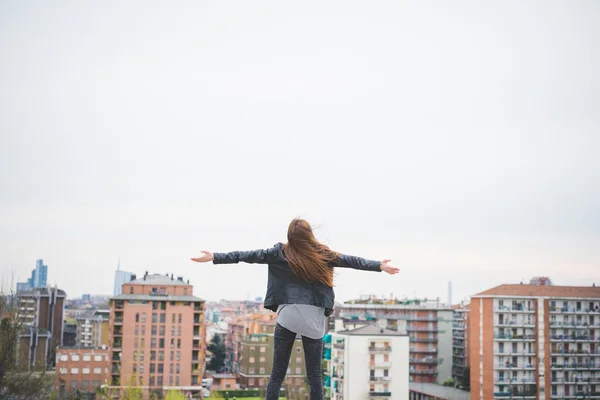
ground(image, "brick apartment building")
xmin=17 ymin=287 xmax=66 ymax=369
xmin=469 ymin=283 xmax=600 ymax=400
xmin=108 ymin=273 xmax=206 ymax=397
xmin=55 ymin=346 xmax=109 ymax=394
xmin=76 ymin=309 xmax=110 ymax=347
xmin=336 ymin=297 xmax=453 ymax=384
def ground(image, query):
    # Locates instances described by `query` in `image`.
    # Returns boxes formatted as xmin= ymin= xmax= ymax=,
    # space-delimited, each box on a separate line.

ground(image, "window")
xmin=150 ymin=364 xmax=156 ymax=373
xmin=248 ymin=378 xmax=255 ymax=386
xmin=94 ymin=367 xmax=101 ymax=374
xmin=171 ymin=326 xmax=176 ymax=336
xmin=158 ymin=351 xmax=164 ymax=361
xmin=134 ymin=338 xmax=138 ymax=348
xmin=295 ymin=357 xmax=301 ymax=364
xmin=176 ymin=376 xmax=179 ymax=386
xmin=176 ymin=351 xmax=180 ymax=361
xmin=135 ymin=325 xmax=139 ymax=335
xmin=82 ymin=368 xmax=90 ymax=374
xmin=83 ymin=355 xmax=91 ymax=362
xmin=249 ymin=357 xmax=255 ymax=363
xmin=152 ymin=313 xmax=158 ymax=323
xmin=260 ymin=367 xmax=265 ymax=374
xmin=132 ymin=364 xmax=137 ymax=373
xmin=142 ymin=325 xmax=146 ymax=335
xmin=384 ymin=354 xmax=389 ymax=362
xmin=60 ymin=354 xmax=68 ymax=361
xmin=159 ymin=338 xmax=165 ymax=349
xmin=178 ymin=314 xmax=182 ymax=324
xmin=158 ymin=364 xmax=164 ymax=373
xmin=149 ymin=376 xmax=155 ymax=386
xmin=295 ymin=367 xmax=302 ymax=374
xmin=157 ymin=376 xmax=163 ymax=386
xmin=184 ymin=288 xmax=188 ymax=295
xmin=93 ymin=380 xmax=100 ymax=387
xmin=140 ymin=351 xmax=145 ymax=361
xmin=177 ymin=339 xmax=181 ymax=349
xmin=136 ymin=313 xmax=140 ymax=323
xmin=159 ymin=326 xmax=165 ymax=336
xmin=152 ymin=326 xmax=157 ymax=336
xmin=160 ymin=314 xmax=166 ymax=323
xmin=170 ymin=364 xmax=174 ymax=374
xmin=141 ymin=338 xmax=145 ymax=348
xmin=176 ymin=364 xmax=180 ymax=374
xmin=139 ymin=364 xmax=144 ymax=374
xmin=249 ymin=367 xmax=255 ymax=374
xmin=172 ymin=314 xmax=176 ymax=323
xmin=151 ymin=351 xmax=156 ymax=361
xmin=170 ymin=351 xmax=174 ymax=361
xmin=260 ymin=356 xmax=266 ymax=363
xmin=71 ymin=355 xmax=80 ymax=362
xmin=171 ymin=339 xmax=175 ymax=349
xmin=129 ymin=287 xmax=134 ymax=294
xmin=260 ymin=347 xmax=266 ymax=353
xmin=178 ymin=326 xmax=181 ymax=336
xmin=384 ymin=369 xmax=389 ymax=377
xmin=71 ymin=380 xmax=78 ymax=389
xmin=141 ymin=313 xmax=146 ymax=323
xmin=134 ymin=351 xmax=138 ymax=361
xmin=153 ymin=301 xmax=158 ymax=310
xmin=151 ymin=338 xmax=157 ymax=349
xmin=59 ymin=368 xmax=67 ymax=374
xmin=71 ymin=368 xmax=79 ymax=374
xmin=169 ymin=376 xmax=173 ymax=385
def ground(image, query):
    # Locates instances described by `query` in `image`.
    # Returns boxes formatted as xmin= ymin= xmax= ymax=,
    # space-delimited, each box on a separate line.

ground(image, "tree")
xmin=121 ymin=374 xmax=143 ymax=400
xmin=0 ymin=275 xmax=54 ymax=399
xmin=164 ymin=389 xmax=186 ymax=400
xmin=207 ymin=333 xmax=226 ymax=372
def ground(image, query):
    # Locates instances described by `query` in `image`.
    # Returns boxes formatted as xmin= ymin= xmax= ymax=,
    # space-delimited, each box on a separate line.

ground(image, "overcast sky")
xmin=1 ymin=1 xmax=599 ymax=305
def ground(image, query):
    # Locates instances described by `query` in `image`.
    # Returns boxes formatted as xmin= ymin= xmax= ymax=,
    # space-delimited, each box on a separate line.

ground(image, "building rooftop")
xmin=112 ymin=294 xmax=204 ymax=302
xmin=17 ymin=287 xmax=67 ymax=297
xmin=129 ymin=273 xmax=191 ymax=286
xmin=338 ymin=324 xmax=407 ymax=336
xmin=473 ymin=284 xmax=600 ymax=299
xmin=409 ymin=383 xmax=470 ymax=400
xmin=210 ymin=374 xmax=237 ymax=379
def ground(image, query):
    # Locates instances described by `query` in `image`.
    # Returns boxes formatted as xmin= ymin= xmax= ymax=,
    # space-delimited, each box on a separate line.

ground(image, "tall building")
xmin=113 ymin=264 xmax=135 ymax=296
xmin=323 ymin=325 xmax=409 ymax=400
xmin=108 ymin=273 xmax=206 ymax=397
xmin=56 ymin=346 xmax=109 ymax=394
xmin=452 ymin=304 xmax=470 ymax=388
xmin=337 ymin=297 xmax=453 ymax=384
xmin=17 ymin=259 xmax=48 ymax=292
xmin=469 ymin=283 xmax=600 ymax=400
xmin=17 ymin=287 xmax=66 ymax=369
xmin=76 ymin=309 xmax=110 ymax=348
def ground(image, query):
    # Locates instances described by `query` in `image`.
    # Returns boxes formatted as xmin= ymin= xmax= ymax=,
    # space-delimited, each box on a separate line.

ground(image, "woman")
xmin=191 ymin=218 xmax=399 ymax=400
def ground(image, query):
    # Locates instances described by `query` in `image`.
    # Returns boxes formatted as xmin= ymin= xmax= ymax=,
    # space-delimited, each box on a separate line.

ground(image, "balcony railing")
xmin=411 ymin=369 xmax=437 ymax=375
xmin=368 ymin=392 xmax=391 ymax=398
xmin=368 ymin=376 xmax=391 ymax=382
xmin=410 ymin=348 xmax=437 ymax=353
xmin=368 ymin=346 xmax=392 ymax=352
xmin=494 ymin=334 xmax=536 ymax=341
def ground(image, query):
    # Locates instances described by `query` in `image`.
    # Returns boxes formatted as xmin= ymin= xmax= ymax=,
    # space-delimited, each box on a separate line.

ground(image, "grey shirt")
xmin=277 ymin=304 xmax=327 ymax=340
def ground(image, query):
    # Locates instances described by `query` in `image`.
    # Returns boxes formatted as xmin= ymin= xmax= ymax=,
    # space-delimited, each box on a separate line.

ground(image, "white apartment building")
xmin=324 ymin=325 xmax=410 ymax=400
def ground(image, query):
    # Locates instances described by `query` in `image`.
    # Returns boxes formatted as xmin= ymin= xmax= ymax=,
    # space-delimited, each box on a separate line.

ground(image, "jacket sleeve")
xmin=334 ymin=253 xmax=382 ymax=272
xmin=213 ymin=245 xmax=279 ymax=265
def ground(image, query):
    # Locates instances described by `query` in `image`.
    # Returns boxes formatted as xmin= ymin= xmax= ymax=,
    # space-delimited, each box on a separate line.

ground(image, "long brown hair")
xmin=282 ymin=218 xmax=337 ymax=287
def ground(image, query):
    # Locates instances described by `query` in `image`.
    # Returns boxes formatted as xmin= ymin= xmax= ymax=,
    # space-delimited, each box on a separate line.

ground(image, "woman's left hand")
xmin=380 ymin=259 xmax=400 ymax=275
xmin=190 ymin=250 xmax=214 ymax=263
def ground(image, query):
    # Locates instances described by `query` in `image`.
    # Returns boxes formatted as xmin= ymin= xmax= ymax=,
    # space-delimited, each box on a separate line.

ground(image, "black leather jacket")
xmin=213 ymin=242 xmax=381 ymax=316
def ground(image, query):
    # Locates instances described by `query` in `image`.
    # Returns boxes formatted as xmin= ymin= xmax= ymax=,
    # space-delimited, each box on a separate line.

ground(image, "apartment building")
xmin=17 ymin=287 xmax=66 ymax=369
xmin=337 ymin=297 xmax=453 ymax=384
xmin=469 ymin=283 xmax=600 ymax=400
xmin=452 ymin=304 xmax=470 ymax=387
xmin=227 ymin=312 xmax=276 ymax=375
xmin=108 ymin=273 xmax=206 ymax=397
xmin=55 ymin=346 xmax=109 ymax=393
xmin=323 ymin=325 xmax=409 ymax=400
xmin=76 ymin=309 xmax=110 ymax=347
xmin=237 ymin=317 xmax=307 ymax=390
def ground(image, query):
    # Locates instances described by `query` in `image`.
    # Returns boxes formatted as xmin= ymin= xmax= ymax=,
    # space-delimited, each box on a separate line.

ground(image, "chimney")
xmin=177 ymin=276 xmax=183 ymax=281
xmin=171 ymin=274 xmax=174 ymax=280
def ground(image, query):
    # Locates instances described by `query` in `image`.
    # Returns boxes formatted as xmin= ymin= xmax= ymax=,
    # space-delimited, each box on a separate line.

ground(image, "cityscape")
xmin=2 ymin=259 xmax=599 ymax=399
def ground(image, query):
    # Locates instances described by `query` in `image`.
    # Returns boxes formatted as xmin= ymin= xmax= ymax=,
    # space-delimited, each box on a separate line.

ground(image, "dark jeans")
xmin=265 ymin=323 xmax=324 ymax=400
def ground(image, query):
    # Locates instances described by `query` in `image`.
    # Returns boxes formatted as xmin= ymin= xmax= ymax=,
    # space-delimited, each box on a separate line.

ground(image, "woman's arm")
xmin=191 ymin=246 xmax=279 ymax=265
xmin=335 ymin=253 xmax=400 ymax=275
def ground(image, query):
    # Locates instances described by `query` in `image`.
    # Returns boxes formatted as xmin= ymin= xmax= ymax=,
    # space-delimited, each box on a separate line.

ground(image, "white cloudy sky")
xmin=1 ymin=1 xmax=599 ymax=305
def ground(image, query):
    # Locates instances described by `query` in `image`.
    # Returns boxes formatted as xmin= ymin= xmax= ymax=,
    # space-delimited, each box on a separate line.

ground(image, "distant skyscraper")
xmin=113 ymin=260 xmax=134 ymax=296
xmin=34 ymin=259 xmax=48 ymax=287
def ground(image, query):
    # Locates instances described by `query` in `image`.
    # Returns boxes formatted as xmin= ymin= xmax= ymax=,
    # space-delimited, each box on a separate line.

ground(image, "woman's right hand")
xmin=190 ymin=250 xmax=214 ymax=263
xmin=380 ymin=259 xmax=399 ymax=275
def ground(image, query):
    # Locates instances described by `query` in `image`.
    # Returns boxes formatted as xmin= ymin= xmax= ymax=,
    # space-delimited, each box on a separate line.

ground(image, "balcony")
xmin=368 ymin=346 xmax=392 ymax=353
xmin=407 ymin=316 xmax=438 ymax=322
xmin=410 ymin=358 xmax=437 ymax=365
xmin=495 ymin=363 xmax=535 ymax=370
xmin=494 ymin=334 xmax=536 ymax=341
xmin=368 ymin=392 xmax=391 ymax=399
xmin=408 ymin=326 xmax=437 ymax=332
xmin=494 ymin=305 xmax=535 ymax=313
xmin=369 ymin=376 xmax=391 ymax=383
xmin=550 ymin=306 xmax=600 ymax=314
xmin=112 ymin=339 xmax=122 ymax=349
xmin=411 ymin=369 xmax=437 ymax=375
xmin=371 ymin=362 xmax=392 ymax=369
xmin=410 ymin=348 xmax=437 ymax=354
xmin=551 ymin=362 xmax=598 ymax=370
xmin=411 ymin=337 xmax=438 ymax=343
